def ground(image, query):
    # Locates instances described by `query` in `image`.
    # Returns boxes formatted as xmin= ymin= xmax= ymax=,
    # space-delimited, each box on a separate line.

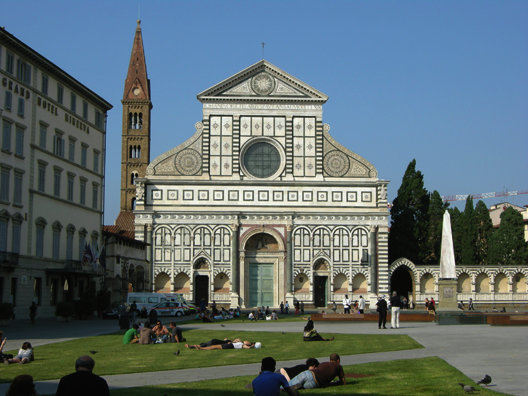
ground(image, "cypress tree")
xmin=424 ymin=190 xmax=449 ymax=264
xmin=448 ymin=207 xmax=463 ymax=265
xmin=389 ymin=159 xmax=430 ymax=264
xmin=475 ymin=200 xmax=493 ymax=265
xmin=461 ymin=196 xmax=477 ymax=265
xmin=488 ymin=207 xmax=527 ymax=265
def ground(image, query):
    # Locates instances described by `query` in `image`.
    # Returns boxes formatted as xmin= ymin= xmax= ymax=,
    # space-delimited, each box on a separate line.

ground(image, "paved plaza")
xmin=0 ymin=316 xmax=525 ymax=395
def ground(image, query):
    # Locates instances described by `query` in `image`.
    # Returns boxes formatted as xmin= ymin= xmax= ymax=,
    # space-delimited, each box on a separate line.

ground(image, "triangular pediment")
xmin=197 ymin=60 xmax=328 ymax=103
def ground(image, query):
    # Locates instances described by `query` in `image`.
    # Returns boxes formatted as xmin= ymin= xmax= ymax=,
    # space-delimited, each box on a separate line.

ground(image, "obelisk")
xmin=437 ymin=210 xmax=459 ymax=311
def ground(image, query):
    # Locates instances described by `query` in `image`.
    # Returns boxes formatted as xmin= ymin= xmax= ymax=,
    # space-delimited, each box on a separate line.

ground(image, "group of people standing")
xmin=341 ymin=295 xmax=366 ymax=314
xmin=375 ymin=291 xmax=405 ymax=329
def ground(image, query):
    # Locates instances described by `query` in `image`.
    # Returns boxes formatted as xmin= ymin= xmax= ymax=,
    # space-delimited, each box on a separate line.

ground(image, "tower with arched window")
xmin=120 ymin=20 xmax=152 ymax=212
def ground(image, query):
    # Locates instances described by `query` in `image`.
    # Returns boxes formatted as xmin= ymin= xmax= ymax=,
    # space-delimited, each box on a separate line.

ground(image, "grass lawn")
xmin=0 ymin=330 xmax=422 ymax=383
xmin=90 ymin=357 xmax=510 ymax=396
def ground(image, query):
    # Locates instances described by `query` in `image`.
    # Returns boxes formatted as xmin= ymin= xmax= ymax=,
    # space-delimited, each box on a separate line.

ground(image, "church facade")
xmin=132 ymin=57 xmax=390 ymax=308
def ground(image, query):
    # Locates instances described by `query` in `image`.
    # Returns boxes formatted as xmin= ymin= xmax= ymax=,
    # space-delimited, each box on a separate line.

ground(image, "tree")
xmin=461 ymin=196 xmax=477 ymax=265
xmin=424 ymin=190 xmax=449 ymax=264
xmin=448 ymin=207 xmax=463 ymax=265
xmin=389 ymin=159 xmax=430 ymax=264
xmin=488 ymin=207 xmax=527 ymax=265
xmin=474 ymin=200 xmax=493 ymax=265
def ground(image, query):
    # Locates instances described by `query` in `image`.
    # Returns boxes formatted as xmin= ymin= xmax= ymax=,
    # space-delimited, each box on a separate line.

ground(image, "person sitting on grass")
xmin=202 ymin=312 xmax=214 ymax=323
xmin=152 ymin=320 xmax=170 ymax=343
xmin=185 ymin=338 xmax=241 ymax=349
xmin=122 ymin=324 xmax=140 ymax=344
xmin=138 ymin=322 xmax=155 ymax=344
xmin=252 ymin=357 xmax=299 ymax=396
xmin=270 ymin=310 xmax=278 ymax=320
xmin=287 ymin=353 xmax=346 ymax=390
xmin=248 ymin=311 xmax=256 ymax=321
xmin=169 ymin=322 xmax=186 ymax=343
xmin=4 ymin=342 xmax=33 ymax=365
xmin=5 ymin=374 xmax=37 ymax=396
xmin=278 ymin=357 xmax=320 ymax=382
xmin=56 ymin=356 xmax=109 ymax=396
xmin=302 ymin=320 xmax=334 ymax=341
xmin=192 ymin=340 xmax=255 ymax=350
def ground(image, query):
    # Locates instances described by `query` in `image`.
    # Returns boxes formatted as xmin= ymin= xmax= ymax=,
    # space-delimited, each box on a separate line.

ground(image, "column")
xmin=230 ymin=222 xmax=239 ymax=308
xmin=146 ymin=224 xmax=153 ymax=292
xmin=286 ymin=224 xmax=294 ymax=299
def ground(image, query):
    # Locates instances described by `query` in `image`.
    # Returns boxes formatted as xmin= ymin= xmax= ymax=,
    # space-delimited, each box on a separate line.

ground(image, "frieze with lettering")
xmin=37 ymin=96 xmax=59 ymax=116
xmin=2 ymin=77 xmax=31 ymax=99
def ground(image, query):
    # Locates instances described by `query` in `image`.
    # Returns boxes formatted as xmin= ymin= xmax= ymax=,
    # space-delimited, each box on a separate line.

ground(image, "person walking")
xmin=468 ymin=298 xmax=474 ymax=310
xmin=332 ymin=301 xmax=337 ymax=313
xmin=130 ymin=301 xmax=137 ymax=323
xmin=376 ymin=296 xmax=388 ymax=329
xmin=300 ymin=301 xmax=304 ymax=314
xmin=342 ymin=295 xmax=351 ymax=314
xmin=284 ymin=301 xmax=290 ymax=315
xmin=390 ymin=291 xmax=401 ymax=329
xmin=280 ymin=301 xmax=284 ymax=314
xmin=427 ymin=298 xmax=436 ymax=322
xmin=358 ymin=296 xmax=365 ymax=314
xmin=29 ymin=302 xmax=37 ymax=325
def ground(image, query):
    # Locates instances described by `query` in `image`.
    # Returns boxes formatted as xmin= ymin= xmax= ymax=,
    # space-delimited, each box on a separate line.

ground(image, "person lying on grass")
xmin=278 ymin=357 xmax=320 ymax=382
xmin=4 ymin=342 xmax=34 ymax=365
xmin=192 ymin=340 xmax=255 ymax=350
xmin=184 ymin=338 xmax=242 ymax=349
xmin=303 ymin=320 xmax=334 ymax=341
xmin=288 ymin=353 xmax=346 ymax=390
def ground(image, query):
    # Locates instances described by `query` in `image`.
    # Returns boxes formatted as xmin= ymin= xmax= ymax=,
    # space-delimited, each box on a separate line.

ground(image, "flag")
xmin=99 ymin=245 xmax=106 ymax=270
xmin=81 ymin=242 xmax=92 ymax=267
xmin=92 ymin=241 xmax=99 ymax=271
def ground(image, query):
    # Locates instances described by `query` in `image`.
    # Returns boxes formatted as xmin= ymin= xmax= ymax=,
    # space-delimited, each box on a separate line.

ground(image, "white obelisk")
xmin=437 ymin=210 xmax=459 ymax=312
xmin=440 ymin=210 xmax=456 ymax=279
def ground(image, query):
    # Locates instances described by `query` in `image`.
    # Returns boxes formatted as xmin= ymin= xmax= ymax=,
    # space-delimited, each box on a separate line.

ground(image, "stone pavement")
xmin=0 ymin=317 xmax=525 ymax=395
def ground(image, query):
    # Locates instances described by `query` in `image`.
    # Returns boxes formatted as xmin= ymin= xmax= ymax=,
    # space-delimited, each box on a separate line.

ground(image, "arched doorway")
xmin=390 ymin=266 xmax=414 ymax=299
xmin=194 ymin=258 xmax=210 ymax=306
xmin=313 ymin=258 xmax=330 ymax=307
xmin=246 ymin=233 xmax=278 ymax=307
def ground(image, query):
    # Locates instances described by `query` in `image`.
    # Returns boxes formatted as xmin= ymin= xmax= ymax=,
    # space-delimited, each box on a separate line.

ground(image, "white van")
xmin=127 ymin=292 xmax=168 ymax=313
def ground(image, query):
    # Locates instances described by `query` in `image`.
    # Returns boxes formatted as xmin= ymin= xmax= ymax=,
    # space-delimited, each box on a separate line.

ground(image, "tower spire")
xmin=123 ymin=19 xmax=151 ymax=101
xmin=119 ymin=21 xmax=153 ymax=215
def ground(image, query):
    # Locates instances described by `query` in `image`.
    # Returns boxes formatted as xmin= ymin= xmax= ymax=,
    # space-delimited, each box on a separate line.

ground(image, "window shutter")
xmin=0 ymin=221 xmax=8 ymax=251
xmin=12 ymin=223 xmax=21 ymax=254
xmin=36 ymin=228 xmax=44 ymax=257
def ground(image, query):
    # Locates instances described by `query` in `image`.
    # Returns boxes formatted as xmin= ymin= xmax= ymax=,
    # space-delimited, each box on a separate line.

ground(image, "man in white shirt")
xmin=342 ymin=295 xmax=351 ymax=314
xmin=358 ymin=296 xmax=365 ymax=314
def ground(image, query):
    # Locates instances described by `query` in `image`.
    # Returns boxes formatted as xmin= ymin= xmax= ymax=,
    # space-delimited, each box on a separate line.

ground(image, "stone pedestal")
xmin=230 ymin=293 xmax=240 ymax=309
xmin=437 ymin=279 xmax=459 ymax=311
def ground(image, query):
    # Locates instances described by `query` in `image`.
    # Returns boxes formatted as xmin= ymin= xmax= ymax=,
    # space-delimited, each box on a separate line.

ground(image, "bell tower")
xmin=121 ymin=19 xmax=152 ymax=212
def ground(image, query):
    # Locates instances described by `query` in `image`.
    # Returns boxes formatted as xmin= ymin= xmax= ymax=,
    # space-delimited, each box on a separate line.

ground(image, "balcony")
xmin=0 ymin=251 xmax=19 ymax=272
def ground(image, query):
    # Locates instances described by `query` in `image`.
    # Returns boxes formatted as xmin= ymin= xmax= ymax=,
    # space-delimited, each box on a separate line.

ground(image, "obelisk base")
xmin=436 ymin=279 xmax=459 ymax=312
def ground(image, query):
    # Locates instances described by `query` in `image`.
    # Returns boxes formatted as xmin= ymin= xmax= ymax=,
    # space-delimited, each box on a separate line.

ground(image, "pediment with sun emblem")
xmin=197 ymin=60 xmax=328 ymax=103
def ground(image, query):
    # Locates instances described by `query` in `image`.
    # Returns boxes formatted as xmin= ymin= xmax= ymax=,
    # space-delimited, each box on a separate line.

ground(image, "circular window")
xmin=243 ymin=141 xmax=281 ymax=179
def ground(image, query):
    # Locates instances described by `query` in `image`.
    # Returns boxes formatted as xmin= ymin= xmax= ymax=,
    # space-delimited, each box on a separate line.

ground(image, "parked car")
xmin=164 ymin=294 xmax=197 ymax=315
xmin=149 ymin=301 xmax=186 ymax=317
xmin=102 ymin=301 xmax=128 ymax=319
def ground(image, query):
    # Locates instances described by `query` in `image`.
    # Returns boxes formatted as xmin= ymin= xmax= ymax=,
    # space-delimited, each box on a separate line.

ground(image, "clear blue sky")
xmin=4 ymin=1 xmax=527 ymax=224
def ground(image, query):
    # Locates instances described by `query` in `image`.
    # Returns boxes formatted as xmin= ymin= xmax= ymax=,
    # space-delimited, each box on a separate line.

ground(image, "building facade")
xmin=133 ymin=59 xmax=390 ymax=308
xmin=0 ymin=27 xmax=112 ymax=318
